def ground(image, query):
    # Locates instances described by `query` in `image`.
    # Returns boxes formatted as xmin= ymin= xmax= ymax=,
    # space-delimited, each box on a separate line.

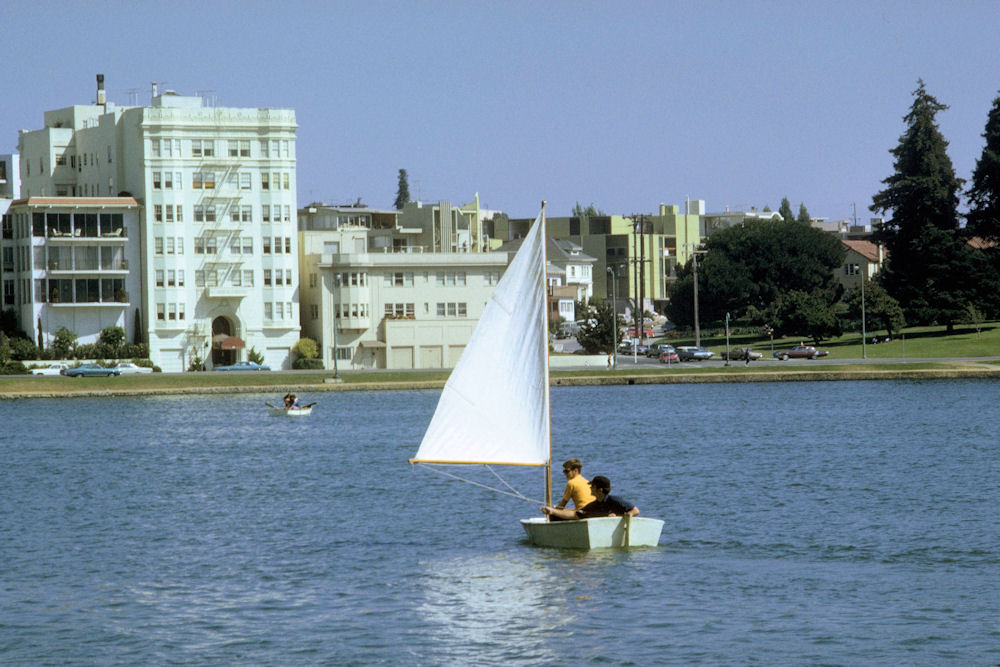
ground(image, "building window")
xmin=165 ymin=205 xmax=174 ymax=223
xmin=284 ymin=237 xmax=291 ymax=254
xmin=261 ymin=173 xmax=270 ymax=190
xmin=154 ymin=205 xmax=163 ymax=223
xmin=195 ymin=270 xmax=205 ymax=287
xmin=153 ymin=172 xmax=162 ymax=189
xmin=262 ymin=205 xmax=270 ymax=222
xmin=167 ymin=270 xmax=176 ymax=287
xmin=264 ymin=302 xmax=273 ymax=319
xmin=243 ymin=270 xmax=254 ymax=287
xmin=310 ymin=304 xmax=318 ymax=320
xmin=239 ymin=173 xmax=251 ymax=190
xmin=155 ymin=270 xmax=164 ymax=287
xmin=154 ymin=237 xmax=163 ymax=254
xmin=309 ymin=273 xmax=317 ymax=288
xmin=242 ymin=238 xmax=253 ymax=254
xmin=263 ymin=237 xmax=271 ymax=254
xmin=176 ymin=205 xmax=184 ymax=222
xmin=263 ymin=269 xmax=272 ymax=286
xmin=156 ymin=303 xmax=165 ymax=320
xmin=151 ymin=139 xmax=160 ymax=157
xmin=285 ymin=269 xmax=292 ymax=285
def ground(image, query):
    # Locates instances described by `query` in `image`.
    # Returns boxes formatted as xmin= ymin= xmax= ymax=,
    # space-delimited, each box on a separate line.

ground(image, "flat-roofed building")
xmin=15 ymin=75 xmax=299 ymax=371
xmin=298 ymin=201 xmax=509 ymax=370
xmin=1 ymin=197 xmax=141 ymax=350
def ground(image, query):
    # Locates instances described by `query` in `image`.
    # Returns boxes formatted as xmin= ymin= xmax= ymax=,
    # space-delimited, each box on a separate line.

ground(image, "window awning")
xmin=358 ymin=340 xmax=386 ymax=349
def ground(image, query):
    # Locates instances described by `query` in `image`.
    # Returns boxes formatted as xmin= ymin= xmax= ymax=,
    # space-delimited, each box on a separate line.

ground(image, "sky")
xmin=2 ymin=1 xmax=999 ymax=222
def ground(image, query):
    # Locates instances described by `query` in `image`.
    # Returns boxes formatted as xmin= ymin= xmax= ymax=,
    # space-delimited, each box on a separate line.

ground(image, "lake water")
xmin=1 ymin=380 xmax=998 ymax=664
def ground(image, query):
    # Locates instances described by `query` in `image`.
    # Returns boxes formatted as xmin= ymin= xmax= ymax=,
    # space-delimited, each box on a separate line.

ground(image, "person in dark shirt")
xmin=541 ymin=475 xmax=639 ymax=520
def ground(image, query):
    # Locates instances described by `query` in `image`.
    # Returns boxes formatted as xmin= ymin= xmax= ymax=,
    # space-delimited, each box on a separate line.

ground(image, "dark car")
xmin=645 ymin=343 xmax=675 ymax=358
xmin=773 ymin=345 xmax=829 ymax=360
xmin=658 ymin=346 xmax=680 ymax=364
xmin=676 ymin=346 xmax=714 ymax=361
xmin=63 ymin=363 xmax=120 ymax=377
xmin=720 ymin=348 xmax=763 ymax=361
xmin=214 ymin=361 xmax=271 ymax=371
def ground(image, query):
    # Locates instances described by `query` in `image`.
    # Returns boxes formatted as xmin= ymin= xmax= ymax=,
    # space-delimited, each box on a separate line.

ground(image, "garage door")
xmin=391 ymin=346 xmax=413 ymax=369
xmin=418 ymin=345 xmax=443 ymax=369
xmin=265 ymin=347 xmax=290 ymax=370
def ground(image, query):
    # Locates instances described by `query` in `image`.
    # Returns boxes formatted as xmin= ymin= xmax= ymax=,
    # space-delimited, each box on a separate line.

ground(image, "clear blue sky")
xmin=3 ymin=1 xmax=998 ymax=221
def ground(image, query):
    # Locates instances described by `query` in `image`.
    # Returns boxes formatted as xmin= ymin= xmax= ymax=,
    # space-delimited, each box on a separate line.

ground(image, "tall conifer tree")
xmin=966 ymin=93 xmax=1000 ymax=245
xmin=778 ymin=197 xmax=795 ymax=224
xmin=870 ymin=80 xmax=973 ymax=329
xmin=394 ymin=169 xmax=410 ymax=210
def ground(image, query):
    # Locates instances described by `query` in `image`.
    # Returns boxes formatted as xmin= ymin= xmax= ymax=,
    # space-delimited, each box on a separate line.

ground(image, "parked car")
xmin=31 ymin=363 xmax=70 ymax=376
xmin=719 ymin=348 xmax=763 ymax=361
xmin=63 ymin=363 xmax=120 ymax=377
xmin=112 ymin=362 xmax=153 ymax=374
xmin=646 ymin=343 xmax=675 ymax=358
xmin=676 ymin=346 xmax=714 ymax=361
xmin=214 ymin=361 xmax=271 ymax=371
xmin=658 ymin=346 xmax=680 ymax=364
xmin=773 ymin=345 xmax=829 ymax=360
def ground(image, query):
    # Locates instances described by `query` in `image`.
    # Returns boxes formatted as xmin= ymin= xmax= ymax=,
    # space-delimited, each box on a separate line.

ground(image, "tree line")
xmin=664 ymin=80 xmax=1000 ymax=342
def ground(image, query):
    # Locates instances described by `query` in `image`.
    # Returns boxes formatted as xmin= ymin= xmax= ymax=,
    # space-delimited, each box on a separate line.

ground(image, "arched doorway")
xmin=211 ymin=316 xmax=243 ymax=366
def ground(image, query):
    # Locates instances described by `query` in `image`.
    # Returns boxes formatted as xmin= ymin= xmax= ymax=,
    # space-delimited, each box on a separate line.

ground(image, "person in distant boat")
xmin=283 ymin=393 xmax=301 ymax=409
xmin=541 ymin=475 xmax=639 ymax=520
xmin=554 ymin=458 xmax=596 ymax=511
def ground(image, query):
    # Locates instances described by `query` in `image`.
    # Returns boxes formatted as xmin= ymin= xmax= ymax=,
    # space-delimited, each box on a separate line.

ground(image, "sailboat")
xmin=410 ymin=203 xmax=663 ymax=548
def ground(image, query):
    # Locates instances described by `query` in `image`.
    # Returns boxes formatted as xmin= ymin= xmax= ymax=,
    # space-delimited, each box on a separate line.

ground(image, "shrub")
xmin=98 ymin=326 xmax=126 ymax=354
xmin=9 ymin=337 xmax=39 ymax=361
xmin=247 ymin=346 xmax=265 ymax=364
xmin=292 ymin=357 xmax=325 ymax=370
xmin=292 ymin=337 xmax=319 ymax=360
xmin=0 ymin=360 xmax=28 ymax=375
xmin=52 ymin=327 xmax=77 ymax=358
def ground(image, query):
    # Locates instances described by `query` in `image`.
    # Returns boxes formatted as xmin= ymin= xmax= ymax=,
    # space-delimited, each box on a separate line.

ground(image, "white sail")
xmin=411 ymin=211 xmax=550 ymax=466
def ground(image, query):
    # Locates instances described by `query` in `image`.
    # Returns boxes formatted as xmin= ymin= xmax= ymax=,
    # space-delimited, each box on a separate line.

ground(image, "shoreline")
xmin=3 ymin=363 xmax=998 ymax=399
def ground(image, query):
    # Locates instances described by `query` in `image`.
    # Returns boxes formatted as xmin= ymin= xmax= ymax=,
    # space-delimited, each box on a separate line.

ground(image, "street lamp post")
xmin=331 ymin=273 xmax=342 ymax=381
xmin=724 ymin=312 xmax=731 ymax=367
xmin=860 ymin=267 xmax=867 ymax=360
xmin=682 ymin=243 xmax=707 ymax=347
xmin=607 ymin=266 xmax=617 ymax=370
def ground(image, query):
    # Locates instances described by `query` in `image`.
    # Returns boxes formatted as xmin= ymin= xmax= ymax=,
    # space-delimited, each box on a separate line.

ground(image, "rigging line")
xmin=415 ymin=464 xmax=545 ymax=506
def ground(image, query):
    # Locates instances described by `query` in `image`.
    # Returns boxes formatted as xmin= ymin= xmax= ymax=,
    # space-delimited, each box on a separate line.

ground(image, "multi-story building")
xmin=298 ymin=201 xmax=509 ymax=370
xmin=500 ymin=201 xmax=702 ymax=315
xmin=1 ymin=197 xmax=141 ymax=349
xmin=14 ymin=76 xmax=299 ymax=370
xmin=839 ymin=239 xmax=884 ymax=293
xmin=496 ymin=236 xmax=597 ymax=322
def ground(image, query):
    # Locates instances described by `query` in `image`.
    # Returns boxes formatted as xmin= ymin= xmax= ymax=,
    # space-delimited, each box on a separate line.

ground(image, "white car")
xmin=112 ymin=362 xmax=153 ymax=374
xmin=31 ymin=363 xmax=70 ymax=376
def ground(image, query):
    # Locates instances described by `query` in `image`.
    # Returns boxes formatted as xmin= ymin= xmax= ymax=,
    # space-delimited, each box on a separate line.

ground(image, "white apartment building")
xmin=2 ymin=198 xmax=141 ymax=349
xmin=298 ymin=203 xmax=509 ymax=370
xmin=14 ymin=76 xmax=299 ymax=370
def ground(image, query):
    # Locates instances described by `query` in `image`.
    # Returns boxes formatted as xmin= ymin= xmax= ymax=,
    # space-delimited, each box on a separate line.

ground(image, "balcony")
xmin=206 ymin=285 xmax=251 ymax=298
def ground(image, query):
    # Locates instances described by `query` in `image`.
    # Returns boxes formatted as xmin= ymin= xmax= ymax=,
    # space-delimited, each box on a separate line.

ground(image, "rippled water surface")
xmin=2 ymin=380 xmax=998 ymax=664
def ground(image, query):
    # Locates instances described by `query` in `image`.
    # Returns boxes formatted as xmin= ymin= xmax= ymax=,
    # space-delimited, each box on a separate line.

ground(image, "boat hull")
xmin=268 ymin=407 xmax=313 ymax=417
xmin=520 ymin=516 xmax=664 ymax=549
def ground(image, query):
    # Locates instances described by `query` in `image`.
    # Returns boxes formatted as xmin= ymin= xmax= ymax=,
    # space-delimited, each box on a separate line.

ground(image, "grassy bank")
xmin=669 ymin=322 xmax=1000 ymax=359
xmin=3 ymin=359 xmax=999 ymax=399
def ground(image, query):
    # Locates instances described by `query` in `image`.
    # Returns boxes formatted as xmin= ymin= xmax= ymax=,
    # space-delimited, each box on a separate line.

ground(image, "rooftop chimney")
xmin=151 ymin=81 xmax=159 ymax=99
xmin=96 ymin=73 xmax=106 ymax=110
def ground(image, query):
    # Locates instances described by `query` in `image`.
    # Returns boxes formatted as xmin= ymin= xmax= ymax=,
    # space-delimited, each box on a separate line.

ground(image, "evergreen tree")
xmin=778 ymin=198 xmax=795 ymax=224
xmin=870 ymin=80 xmax=974 ymax=330
xmin=796 ymin=202 xmax=811 ymax=225
xmin=966 ymin=92 xmax=1000 ymax=245
xmin=394 ymin=169 xmax=410 ymax=210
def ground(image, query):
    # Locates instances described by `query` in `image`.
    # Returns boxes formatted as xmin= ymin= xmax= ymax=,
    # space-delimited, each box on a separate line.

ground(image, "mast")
xmin=541 ymin=200 xmax=552 ymax=507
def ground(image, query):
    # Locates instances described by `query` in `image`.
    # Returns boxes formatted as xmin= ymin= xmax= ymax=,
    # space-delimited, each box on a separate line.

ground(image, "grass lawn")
xmin=656 ymin=322 xmax=1000 ymax=360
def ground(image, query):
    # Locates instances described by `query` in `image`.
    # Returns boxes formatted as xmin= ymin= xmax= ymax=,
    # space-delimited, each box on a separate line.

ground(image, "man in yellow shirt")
xmin=554 ymin=458 xmax=596 ymax=511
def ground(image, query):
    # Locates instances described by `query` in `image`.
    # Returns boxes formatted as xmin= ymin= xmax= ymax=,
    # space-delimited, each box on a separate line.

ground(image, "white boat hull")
xmin=520 ymin=516 xmax=664 ymax=549
xmin=268 ymin=407 xmax=313 ymax=417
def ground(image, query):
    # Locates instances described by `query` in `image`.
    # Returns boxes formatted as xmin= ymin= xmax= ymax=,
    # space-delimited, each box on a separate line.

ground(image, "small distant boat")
xmin=410 ymin=204 xmax=663 ymax=549
xmin=266 ymin=402 xmax=315 ymax=417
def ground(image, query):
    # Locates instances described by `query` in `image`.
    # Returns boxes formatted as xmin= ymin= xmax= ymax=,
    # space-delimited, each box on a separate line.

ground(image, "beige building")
xmin=298 ymin=202 xmax=509 ymax=370
xmin=839 ymin=239 xmax=883 ymax=292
